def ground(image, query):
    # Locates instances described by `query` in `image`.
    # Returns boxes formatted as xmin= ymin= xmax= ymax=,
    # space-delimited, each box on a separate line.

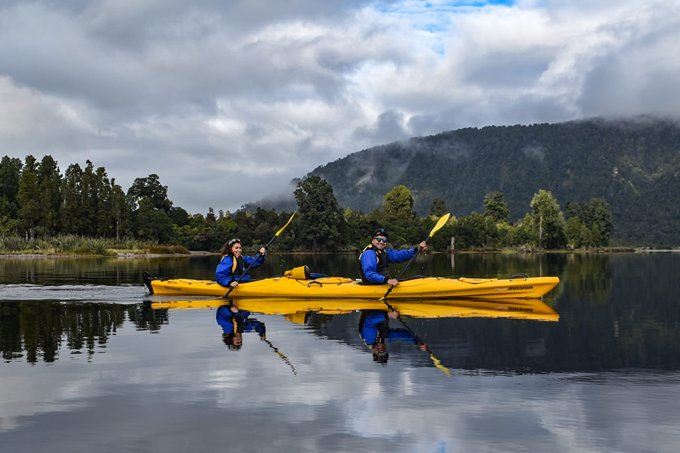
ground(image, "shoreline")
xmin=0 ymin=251 xmax=216 ymax=259
xmin=1 ymin=247 xmax=678 ymax=259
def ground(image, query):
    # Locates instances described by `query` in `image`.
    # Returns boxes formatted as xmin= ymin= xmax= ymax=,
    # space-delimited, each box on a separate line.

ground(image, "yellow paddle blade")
xmin=275 ymin=211 xmax=297 ymax=237
xmin=428 ymin=212 xmax=451 ymax=238
xmin=430 ymin=354 xmax=451 ymax=376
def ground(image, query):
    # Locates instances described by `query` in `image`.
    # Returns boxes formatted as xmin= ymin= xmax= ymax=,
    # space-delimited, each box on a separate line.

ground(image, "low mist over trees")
xmin=6 ymin=117 xmax=680 ymax=250
xmin=312 ymin=117 xmax=680 ymax=246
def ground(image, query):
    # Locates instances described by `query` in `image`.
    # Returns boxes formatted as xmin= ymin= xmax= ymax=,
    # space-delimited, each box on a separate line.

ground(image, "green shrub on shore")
xmin=0 ymin=235 xmax=189 ymax=256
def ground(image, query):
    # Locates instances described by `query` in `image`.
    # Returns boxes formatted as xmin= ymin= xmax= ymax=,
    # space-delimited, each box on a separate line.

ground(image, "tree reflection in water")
xmin=0 ymin=301 xmax=167 ymax=363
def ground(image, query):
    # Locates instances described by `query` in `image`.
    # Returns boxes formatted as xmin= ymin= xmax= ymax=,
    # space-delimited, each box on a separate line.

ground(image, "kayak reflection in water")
xmin=359 ymin=309 xmax=427 ymax=363
xmin=216 ymin=304 xmax=266 ymax=350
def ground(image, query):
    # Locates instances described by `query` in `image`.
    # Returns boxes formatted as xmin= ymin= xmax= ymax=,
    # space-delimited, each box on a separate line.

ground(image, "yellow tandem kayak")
xmin=144 ymin=267 xmax=559 ymax=300
xmin=149 ymin=297 xmax=559 ymax=322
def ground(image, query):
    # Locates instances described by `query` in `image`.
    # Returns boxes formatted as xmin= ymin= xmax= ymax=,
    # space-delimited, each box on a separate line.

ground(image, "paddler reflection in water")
xmin=359 ymin=309 xmax=427 ymax=363
xmin=359 ymin=228 xmax=427 ymax=286
xmin=216 ymin=304 xmax=266 ymax=349
xmin=216 ymin=238 xmax=266 ymax=288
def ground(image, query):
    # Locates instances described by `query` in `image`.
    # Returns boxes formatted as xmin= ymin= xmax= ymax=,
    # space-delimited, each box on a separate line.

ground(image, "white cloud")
xmin=1 ymin=0 xmax=679 ymax=212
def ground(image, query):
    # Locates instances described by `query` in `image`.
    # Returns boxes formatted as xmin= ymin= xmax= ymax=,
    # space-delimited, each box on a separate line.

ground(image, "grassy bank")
xmin=0 ymin=235 xmax=190 ymax=256
xmin=1 ymin=234 xmax=659 ymax=257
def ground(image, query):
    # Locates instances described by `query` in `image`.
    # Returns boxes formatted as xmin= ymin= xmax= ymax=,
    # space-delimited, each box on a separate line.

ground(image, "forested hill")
xmin=311 ymin=117 xmax=680 ymax=246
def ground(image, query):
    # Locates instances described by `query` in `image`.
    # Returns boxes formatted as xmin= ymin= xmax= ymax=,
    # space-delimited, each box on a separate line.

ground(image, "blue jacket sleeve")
xmin=244 ymin=319 xmax=266 ymax=336
xmin=215 ymin=256 xmax=235 ymax=286
xmin=244 ymin=253 xmax=265 ymax=270
xmin=360 ymin=249 xmax=388 ymax=284
xmin=387 ymin=328 xmax=419 ymax=344
xmin=386 ymin=247 xmax=418 ymax=264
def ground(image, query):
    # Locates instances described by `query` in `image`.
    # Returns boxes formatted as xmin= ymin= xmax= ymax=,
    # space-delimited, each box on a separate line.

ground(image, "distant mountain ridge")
xmin=309 ymin=116 xmax=680 ymax=246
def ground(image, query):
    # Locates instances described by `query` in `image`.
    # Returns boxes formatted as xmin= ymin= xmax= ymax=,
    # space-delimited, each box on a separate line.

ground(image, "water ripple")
xmin=0 ymin=284 xmax=147 ymax=303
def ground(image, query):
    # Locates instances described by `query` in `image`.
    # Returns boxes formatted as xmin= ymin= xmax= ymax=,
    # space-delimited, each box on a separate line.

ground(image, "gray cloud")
xmin=1 ymin=0 xmax=679 ymax=213
xmin=354 ymin=109 xmax=410 ymax=145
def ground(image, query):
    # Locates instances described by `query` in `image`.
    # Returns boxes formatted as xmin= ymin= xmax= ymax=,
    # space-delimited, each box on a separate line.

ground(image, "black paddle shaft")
xmin=224 ymin=211 xmax=296 ymax=298
xmin=381 ymin=241 xmax=425 ymax=300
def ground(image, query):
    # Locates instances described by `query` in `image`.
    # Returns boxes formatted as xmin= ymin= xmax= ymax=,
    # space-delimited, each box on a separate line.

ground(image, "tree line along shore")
xmin=1 ymin=155 xmax=614 ymax=256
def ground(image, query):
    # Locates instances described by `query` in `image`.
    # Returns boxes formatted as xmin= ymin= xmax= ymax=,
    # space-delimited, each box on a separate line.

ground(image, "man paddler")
xmin=358 ymin=228 xmax=427 ymax=287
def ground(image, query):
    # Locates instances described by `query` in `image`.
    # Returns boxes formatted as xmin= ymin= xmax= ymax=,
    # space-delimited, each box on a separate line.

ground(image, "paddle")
xmin=224 ymin=211 xmax=296 ymax=298
xmin=263 ymin=338 xmax=297 ymax=376
xmin=380 ymin=212 xmax=451 ymax=301
xmin=380 ymin=299 xmax=451 ymax=375
xmin=223 ymin=296 xmax=296 ymax=374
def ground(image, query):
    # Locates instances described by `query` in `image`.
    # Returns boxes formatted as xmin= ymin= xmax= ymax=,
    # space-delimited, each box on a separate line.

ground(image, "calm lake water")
xmin=1 ymin=252 xmax=679 ymax=452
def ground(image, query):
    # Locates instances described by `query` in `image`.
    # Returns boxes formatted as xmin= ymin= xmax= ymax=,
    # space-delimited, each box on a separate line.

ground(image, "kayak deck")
xmin=145 ymin=272 xmax=559 ymax=300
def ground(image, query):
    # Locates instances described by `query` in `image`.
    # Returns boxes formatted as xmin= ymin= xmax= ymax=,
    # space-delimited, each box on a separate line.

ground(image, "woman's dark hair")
xmin=220 ymin=238 xmax=241 ymax=256
xmin=222 ymin=333 xmax=242 ymax=350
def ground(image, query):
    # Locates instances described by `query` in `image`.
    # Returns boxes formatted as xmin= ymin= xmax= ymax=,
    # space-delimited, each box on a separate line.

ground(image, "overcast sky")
xmin=1 ymin=0 xmax=679 ymax=214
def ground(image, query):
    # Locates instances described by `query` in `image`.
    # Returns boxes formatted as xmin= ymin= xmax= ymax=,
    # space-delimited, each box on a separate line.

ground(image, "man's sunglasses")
xmin=374 ymin=237 xmax=387 ymax=243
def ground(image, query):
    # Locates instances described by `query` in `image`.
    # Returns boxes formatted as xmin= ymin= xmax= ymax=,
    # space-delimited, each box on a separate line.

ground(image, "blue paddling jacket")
xmin=359 ymin=245 xmax=418 ymax=284
xmin=216 ymin=306 xmax=266 ymax=337
xmin=216 ymin=253 xmax=265 ymax=287
xmin=358 ymin=311 xmax=418 ymax=346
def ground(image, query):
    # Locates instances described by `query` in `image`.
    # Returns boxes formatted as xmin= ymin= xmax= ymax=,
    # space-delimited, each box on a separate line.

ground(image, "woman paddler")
xmin=216 ymin=238 xmax=266 ymax=288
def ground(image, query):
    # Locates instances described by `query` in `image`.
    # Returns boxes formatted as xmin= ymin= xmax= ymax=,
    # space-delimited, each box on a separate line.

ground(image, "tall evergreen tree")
xmin=110 ymin=179 xmax=131 ymax=240
xmin=17 ymin=155 xmax=42 ymax=239
xmin=483 ymin=191 xmax=510 ymax=223
xmin=530 ymin=189 xmax=566 ymax=249
xmin=93 ymin=166 xmax=113 ymax=236
xmin=0 ymin=156 xmax=22 ymax=218
xmin=80 ymin=161 xmax=97 ymax=235
xmin=383 ymin=185 xmax=415 ymax=221
xmin=0 ymin=156 xmax=22 ymax=234
xmin=61 ymin=163 xmax=83 ymax=234
xmin=37 ymin=155 xmax=63 ymax=235
xmin=381 ymin=185 xmax=418 ymax=245
xmin=294 ymin=175 xmax=345 ymax=250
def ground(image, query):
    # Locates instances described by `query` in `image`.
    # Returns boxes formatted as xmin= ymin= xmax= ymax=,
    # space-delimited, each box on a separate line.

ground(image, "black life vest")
xmin=229 ymin=255 xmax=246 ymax=277
xmin=359 ymin=244 xmax=389 ymax=283
xmin=232 ymin=313 xmax=246 ymax=333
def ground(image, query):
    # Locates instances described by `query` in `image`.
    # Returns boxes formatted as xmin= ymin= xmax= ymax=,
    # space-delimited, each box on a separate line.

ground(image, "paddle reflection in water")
xmin=358 ymin=309 xmax=427 ymax=364
xmin=370 ymin=304 xmax=451 ymax=374
xmin=215 ymin=300 xmax=298 ymax=375
xmin=150 ymin=297 xmax=559 ymax=374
